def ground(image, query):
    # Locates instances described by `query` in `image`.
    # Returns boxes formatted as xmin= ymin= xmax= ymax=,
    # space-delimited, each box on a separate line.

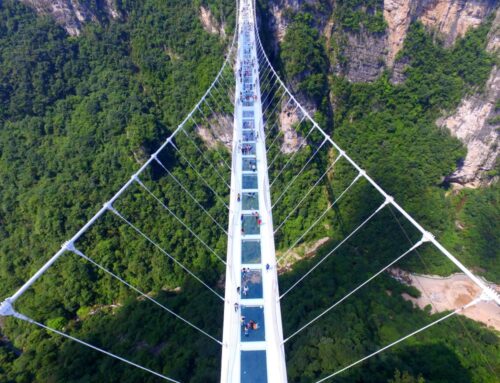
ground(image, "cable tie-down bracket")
xmin=480 ymin=286 xmax=500 ymax=304
xmin=383 ymin=195 xmax=394 ymax=207
xmin=421 ymin=231 xmax=434 ymax=243
xmin=62 ymin=240 xmax=76 ymax=253
xmin=0 ymin=298 xmax=15 ymax=317
xmin=103 ymin=201 xmax=116 ymax=215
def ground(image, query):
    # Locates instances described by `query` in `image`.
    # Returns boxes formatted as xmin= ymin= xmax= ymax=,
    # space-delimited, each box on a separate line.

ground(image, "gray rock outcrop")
xmin=18 ymin=0 xmax=120 ymax=36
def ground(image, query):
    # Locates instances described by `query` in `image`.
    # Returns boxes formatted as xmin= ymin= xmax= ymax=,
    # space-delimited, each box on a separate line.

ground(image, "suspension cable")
xmin=279 ymin=197 xmax=389 ymax=299
xmin=170 ymin=141 xmax=229 ymax=210
xmin=188 ymin=117 xmax=232 ymax=172
xmin=11 ymin=311 xmax=181 ymax=382
xmin=180 ymin=128 xmax=230 ymax=187
xmin=109 ymin=206 xmax=224 ymax=300
xmin=272 ymin=138 xmax=327 ymax=209
xmin=275 ymin=153 xmax=343 ymax=234
xmin=264 ymin=96 xmax=294 ymax=140
xmin=134 ymin=177 xmax=226 ymax=265
xmin=283 ymin=239 xmax=426 ymax=343
xmin=270 ymin=125 xmax=316 ymax=185
xmin=315 ymin=298 xmax=481 ymax=382
xmin=154 ymin=157 xmax=228 ymax=234
xmin=70 ymin=246 xmax=222 ymax=344
xmin=0 ymin=3 xmax=239 ymax=306
xmin=267 ymin=112 xmax=305 ymax=170
xmin=277 ymin=171 xmax=363 ymax=267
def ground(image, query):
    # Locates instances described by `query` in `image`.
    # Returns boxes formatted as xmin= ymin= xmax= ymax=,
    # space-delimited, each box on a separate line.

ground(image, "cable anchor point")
xmin=421 ymin=231 xmax=434 ymax=243
xmin=479 ymin=286 xmax=500 ymax=305
xmin=0 ymin=298 xmax=15 ymax=317
xmin=383 ymin=195 xmax=394 ymax=206
xmin=103 ymin=201 xmax=116 ymax=214
xmin=62 ymin=240 xmax=76 ymax=253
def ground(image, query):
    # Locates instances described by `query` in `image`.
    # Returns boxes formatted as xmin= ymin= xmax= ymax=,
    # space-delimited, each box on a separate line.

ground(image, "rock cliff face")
xmin=267 ymin=0 xmax=496 ymax=80
xmin=439 ymin=9 xmax=499 ymax=187
xmin=341 ymin=31 xmax=387 ymax=83
xmin=196 ymin=115 xmax=233 ymax=150
xmin=384 ymin=0 xmax=497 ymax=68
xmin=18 ymin=0 xmax=119 ymax=36
xmin=278 ymin=103 xmax=306 ymax=153
xmin=199 ymin=5 xmax=227 ymax=37
xmin=265 ymin=0 xmax=498 ymax=184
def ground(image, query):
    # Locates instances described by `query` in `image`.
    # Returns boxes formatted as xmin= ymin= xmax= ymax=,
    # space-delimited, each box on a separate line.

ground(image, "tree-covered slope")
xmin=0 ymin=0 xmax=498 ymax=382
xmin=0 ymin=0 xmax=235 ymax=381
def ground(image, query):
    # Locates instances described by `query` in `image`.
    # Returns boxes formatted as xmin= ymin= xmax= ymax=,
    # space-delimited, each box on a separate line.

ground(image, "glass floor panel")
xmin=242 ymin=214 xmax=260 ymax=235
xmin=241 ymin=269 xmax=263 ymax=299
xmin=242 ymin=158 xmax=257 ymax=172
xmin=242 ymin=240 xmax=261 ymax=263
xmin=241 ymin=351 xmax=268 ymax=383
xmin=242 ymin=174 xmax=258 ymax=189
xmin=242 ymin=192 xmax=259 ymax=210
xmin=241 ymin=143 xmax=256 ymax=155
xmin=242 ymin=130 xmax=255 ymax=142
xmin=243 ymin=120 xmax=254 ymax=129
xmin=241 ymin=306 xmax=265 ymax=342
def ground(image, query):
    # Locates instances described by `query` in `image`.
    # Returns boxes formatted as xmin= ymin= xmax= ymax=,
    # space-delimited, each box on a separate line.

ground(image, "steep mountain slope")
xmin=0 ymin=1 xmax=498 ymax=382
xmin=18 ymin=0 xmax=120 ymax=35
xmin=261 ymin=0 xmax=498 ymax=186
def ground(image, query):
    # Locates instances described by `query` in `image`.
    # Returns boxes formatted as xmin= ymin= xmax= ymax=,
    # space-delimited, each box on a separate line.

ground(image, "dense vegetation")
xmin=0 ymin=0 xmax=235 ymax=381
xmin=0 ymin=0 xmax=498 ymax=382
xmin=264 ymin=3 xmax=499 ymax=382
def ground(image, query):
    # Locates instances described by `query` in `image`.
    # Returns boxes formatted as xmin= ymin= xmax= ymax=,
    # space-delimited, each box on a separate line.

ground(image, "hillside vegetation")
xmin=0 ymin=0 xmax=498 ymax=382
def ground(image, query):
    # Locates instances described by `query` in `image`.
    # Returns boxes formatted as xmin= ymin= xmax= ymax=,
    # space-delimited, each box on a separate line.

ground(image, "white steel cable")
xmin=260 ymin=77 xmax=281 ymax=107
xmin=262 ymin=89 xmax=288 ymax=124
xmin=269 ymin=125 xmax=316 ymax=186
xmin=274 ymin=152 xmax=343 ymax=234
xmin=263 ymin=95 xmax=291 ymax=140
xmin=279 ymin=197 xmax=389 ymax=299
xmin=188 ymin=113 xmax=232 ymax=171
xmin=154 ymin=157 xmax=228 ymax=234
xmin=180 ymin=127 xmax=230 ymax=187
xmin=267 ymin=111 xmax=305 ymax=170
xmin=134 ymin=177 xmax=226 ymax=265
xmin=109 ymin=206 xmax=224 ymax=300
xmin=272 ymin=138 xmax=327 ymax=209
xmin=170 ymin=141 xmax=230 ymax=210
xmin=264 ymin=95 xmax=294 ymax=140
xmin=260 ymin=85 xmax=286 ymax=121
xmin=252 ymin=6 xmax=500 ymax=305
xmin=315 ymin=297 xmax=482 ymax=383
xmin=1 ymin=3 xmax=240 ymax=305
xmin=266 ymin=129 xmax=283 ymax=156
xmin=206 ymin=89 xmax=234 ymax=121
xmin=283 ymin=239 xmax=426 ymax=343
xmin=277 ymin=172 xmax=363 ymax=265
xmin=211 ymin=78 xmax=233 ymax=105
xmin=71 ymin=246 xmax=222 ymax=344
xmin=10 ymin=311 xmax=181 ymax=383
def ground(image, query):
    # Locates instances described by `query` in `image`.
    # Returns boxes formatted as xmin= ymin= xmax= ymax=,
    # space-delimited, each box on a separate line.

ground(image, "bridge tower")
xmin=220 ymin=0 xmax=288 ymax=381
